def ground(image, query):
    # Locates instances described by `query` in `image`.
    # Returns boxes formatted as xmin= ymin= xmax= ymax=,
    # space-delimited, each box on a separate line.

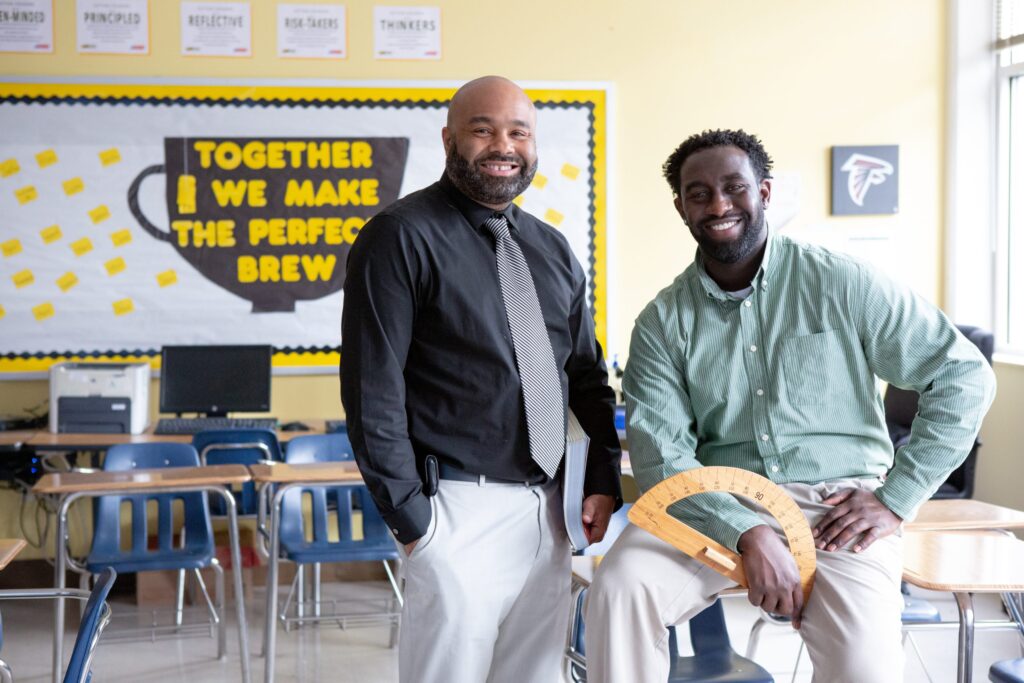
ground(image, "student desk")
xmin=11 ymin=420 xmax=333 ymax=452
xmin=248 ymin=462 xmax=364 ymax=683
xmin=902 ymin=529 xmax=1024 ymax=683
xmin=0 ymin=539 xmax=26 ymax=571
xmin=906 ymin=498 xmax=1024 ymax=532
xmin=33 ymin=464 xmax=254 ymax=683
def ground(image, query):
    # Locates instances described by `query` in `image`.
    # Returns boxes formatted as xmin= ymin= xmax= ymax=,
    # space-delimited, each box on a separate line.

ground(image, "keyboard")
xmin=324 ymin=420 xmax=347 ymax=433
xmin=154 ymin=417 xmax=278 ymax=435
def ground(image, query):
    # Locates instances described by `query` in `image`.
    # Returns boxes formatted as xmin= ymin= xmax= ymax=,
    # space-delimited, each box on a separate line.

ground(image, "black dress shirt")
xmin=341 ymin=173 xmax=622 ymax=543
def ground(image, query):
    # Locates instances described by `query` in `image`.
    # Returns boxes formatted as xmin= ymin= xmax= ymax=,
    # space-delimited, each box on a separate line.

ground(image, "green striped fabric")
xmin=623 ymin=233 xmax=997 ymax=551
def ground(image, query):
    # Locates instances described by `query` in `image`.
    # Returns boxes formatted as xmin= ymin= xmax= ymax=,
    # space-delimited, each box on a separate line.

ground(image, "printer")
xmin=49 ymin=362 xmax=151 ymax=434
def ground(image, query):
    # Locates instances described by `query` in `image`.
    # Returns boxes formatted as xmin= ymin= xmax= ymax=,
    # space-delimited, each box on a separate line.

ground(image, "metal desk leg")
xmin=955 ymin=591 xmax=975 ymax=683
xmin=215 ymin=488 xmax=252 ymax=683
xmin=51 ymin=494 xmax=71 ymax=683
xmin=264 ymin=486 xmax=286 ymax=683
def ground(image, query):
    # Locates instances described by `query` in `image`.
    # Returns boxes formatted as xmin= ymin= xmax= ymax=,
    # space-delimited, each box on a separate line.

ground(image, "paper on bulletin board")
xmin=373 ymin=5 xmax=440 ymax=60
xmin=180 ymin=1 xmax=250 ymax=57
xmin=0 ymin=83 xmax=609 ymax=374
xmin=76 ymin=0 xmax=149 ymax=55
xmin=0 ymin=0 xmax=53 ymax=53
xmin=277 ymin=3 xmax=346 ymax=59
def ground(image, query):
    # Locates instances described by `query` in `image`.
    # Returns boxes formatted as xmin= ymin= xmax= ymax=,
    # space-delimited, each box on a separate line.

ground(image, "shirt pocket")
xmin=781 ymin=329 xmax=844 ymax=406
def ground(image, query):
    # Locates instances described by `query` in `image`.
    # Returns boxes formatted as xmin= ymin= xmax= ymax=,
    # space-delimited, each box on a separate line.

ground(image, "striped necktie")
xmin=484 ymin=214 xmax=565 ymax=479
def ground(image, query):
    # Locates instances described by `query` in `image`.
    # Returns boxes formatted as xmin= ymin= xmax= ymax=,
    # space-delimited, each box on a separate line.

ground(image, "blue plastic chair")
xmin=63 ymin=567 xmax=117 ymax=683
xmin=193 ymin=429 xmax=283 ymax=515
xmin=88 ymin=443 xmax=214 ymax=574
xmin=267 ymin=433 xmax=401 ymax=646
xmin=991 ymin=659 xmax=1024 ymax=682
xmin=567 ymin=590 xmax=773 ymax=683
xmin=84 ymin=442 xmax=226 ymax=657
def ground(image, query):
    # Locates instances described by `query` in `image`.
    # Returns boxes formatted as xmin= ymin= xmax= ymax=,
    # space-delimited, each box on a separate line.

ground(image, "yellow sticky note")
xmin=0 ymin=158 xmax=19 ymax=177
xmin=0 ymin=305 xmax=5 ymax=320
xmin=56 ymin=272 xmax=79 ymax=292
xmin=70 ymin=237 xmax=93 ymax=256
xmin=531 ymin=173 xmax=548 ymax=189
xmin=40 ymin=225 xmax=62 ymax=243
xmin=12 ymin=269 xmax=34 ymax=288
xmin=35 ymin=149 xmax=57 ymax=168
xmin=112 ymin=298 xmax=134 ymax=316
xmin=105 ymin=256 xmax=126 ymax=276
xmin=512 ymin=196 xmax=524 ymax=207
xmin=2 ymin=239 xmax=22 ymax=258
xmin=99 ymin=148 xmax=121 ymax=166
xmin=156 ymin=269 xmax=178 ymax=287
xmin=88 ymin=205 xmax=111 ymax=224
xmin=33 ymin=302 xmax=54 ymax=321
xmin=544 ymin=208 xmax=565 ymax=226
xmin=110 ymin=229 xmax=132 ymax=247
xmin=561 ymin=163 xmax=581 ymax=180
xmin=15 ymin=185 xmax=38 ymax=204
xmin=62 ymin=177 xmax=85 ymax=196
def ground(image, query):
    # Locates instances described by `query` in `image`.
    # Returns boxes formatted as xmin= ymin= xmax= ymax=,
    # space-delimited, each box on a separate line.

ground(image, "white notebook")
xmin=563 ymin=409 xmax=590 ymax=552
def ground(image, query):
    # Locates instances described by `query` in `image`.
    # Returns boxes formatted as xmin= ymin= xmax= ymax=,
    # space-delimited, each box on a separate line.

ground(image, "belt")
xmin=438 ymin=462 xmax=532 ymax=486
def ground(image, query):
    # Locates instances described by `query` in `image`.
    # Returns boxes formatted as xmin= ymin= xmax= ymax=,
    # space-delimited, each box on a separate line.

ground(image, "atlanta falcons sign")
xmin=831 ymin=145 xmax=899 ymax=215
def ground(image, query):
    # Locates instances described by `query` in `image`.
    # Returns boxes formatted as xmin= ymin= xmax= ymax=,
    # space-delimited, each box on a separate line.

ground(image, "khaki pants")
xmin=584 ymin=478 xmax=905 ymax=683
xmin=396 ymin=478 xmax=570 ymax=683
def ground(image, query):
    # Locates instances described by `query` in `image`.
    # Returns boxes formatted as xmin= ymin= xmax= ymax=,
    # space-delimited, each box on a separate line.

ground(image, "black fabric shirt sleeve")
xmin=340 ymin=213 xmax=431 ymax=544
xmin=565 ymin=258 xmax=623 ymax=508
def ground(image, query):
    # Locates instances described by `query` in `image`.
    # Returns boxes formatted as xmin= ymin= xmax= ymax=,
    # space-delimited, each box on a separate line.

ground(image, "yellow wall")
xmin=7 ymin=0 xmax=1019 ymax=510
xmin=978 ymin=364 xmax=1024 ymax=509
xmin=0 ymin=0 xmax=946 ymax=412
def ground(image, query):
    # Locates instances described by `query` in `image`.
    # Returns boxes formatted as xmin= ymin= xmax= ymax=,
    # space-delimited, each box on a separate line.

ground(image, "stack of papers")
xmin=563 ymin=409 xmax=590 ymax=552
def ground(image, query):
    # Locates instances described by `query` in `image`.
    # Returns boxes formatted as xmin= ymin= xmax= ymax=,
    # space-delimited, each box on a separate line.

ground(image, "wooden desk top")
xmin=248 ymin=461 xmax=362 ymax=484
xmin=20 ymin=419 xmax=335 ymax=451
xmin=905 ymin=499 xmax=1024 ymax=531
xmin=902 ymin=530 xmax=1024 ymax=592
xmin=33 ymin=464 xmax=251 ymax=495
xmin=0 ymin=539 xmax=27 ymax=571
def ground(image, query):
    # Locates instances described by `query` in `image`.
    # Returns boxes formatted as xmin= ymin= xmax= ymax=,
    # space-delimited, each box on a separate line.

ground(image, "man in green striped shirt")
xmin=585 ymin=130 xmax=995 ymax=683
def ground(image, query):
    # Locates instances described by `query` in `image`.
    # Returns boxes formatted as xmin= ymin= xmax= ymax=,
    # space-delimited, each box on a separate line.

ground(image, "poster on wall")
xmin=76 ymin=0 xmax=149 ymax=55
xmin=0 ymin=83 xmax=609 ymax=374
xmin=277 ymin=3 xmax=346 ymax=59
xmin=0 ymin=0 xmax=54 ymax=53
xmin=830 ymin=144 xmax=899 ymax=216
xmin=373 ymin=5 xmax=440 ymax=60
xmin=180 ymin=1 xmax=251 ymax=57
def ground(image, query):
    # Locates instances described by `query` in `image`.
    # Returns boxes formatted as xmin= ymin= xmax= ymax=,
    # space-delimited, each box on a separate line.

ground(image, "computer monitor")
xmin=160 ymin=345 xmax=272 ymax=416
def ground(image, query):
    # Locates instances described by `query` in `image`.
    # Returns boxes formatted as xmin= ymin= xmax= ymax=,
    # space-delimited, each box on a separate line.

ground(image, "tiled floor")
xmin=1 ymin=579 xmax=1021 ymax=682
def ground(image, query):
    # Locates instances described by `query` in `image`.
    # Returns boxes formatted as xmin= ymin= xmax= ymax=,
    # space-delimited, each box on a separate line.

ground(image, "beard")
xmin=445 ymin=140 xmax=538 ymax=206
xmin=693 ymin=204 xmax=766 ymax=264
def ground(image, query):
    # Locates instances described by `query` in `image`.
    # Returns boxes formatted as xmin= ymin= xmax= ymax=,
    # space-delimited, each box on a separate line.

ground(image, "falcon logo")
xmin=840 ymin=153 xmax=894 ymax=207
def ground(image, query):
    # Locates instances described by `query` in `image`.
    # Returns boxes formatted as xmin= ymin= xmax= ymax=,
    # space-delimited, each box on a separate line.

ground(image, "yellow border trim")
xmin=0 ymin=83 xmax=608 ymax=373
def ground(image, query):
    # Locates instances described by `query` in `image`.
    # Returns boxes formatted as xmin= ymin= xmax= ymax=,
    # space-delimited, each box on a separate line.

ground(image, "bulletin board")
xmin=0 ymin=82 xmax=609 ymax=374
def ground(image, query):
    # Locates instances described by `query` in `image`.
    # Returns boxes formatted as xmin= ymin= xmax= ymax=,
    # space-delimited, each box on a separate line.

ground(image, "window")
xmin=998 ymin=0 xmax=1024 ymax=352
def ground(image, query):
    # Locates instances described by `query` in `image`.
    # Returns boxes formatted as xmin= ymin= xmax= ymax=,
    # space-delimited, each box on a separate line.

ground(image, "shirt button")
xmin=770 ymin=465 xmax=779 ymax=473
xmin=744 ymin=300 xmax=752 ymax=308
xmin=761 ymin=283 xmax=768 ymax=290
xmin=756 ymin=389 xmax=764 ymax=396
xmin=749 ymin=345 xmax=757 ymax=352
xmin=392 ymin=528 xmax=399 ymax=535
xmin=761 ymin=434 xmax=769 ymax=441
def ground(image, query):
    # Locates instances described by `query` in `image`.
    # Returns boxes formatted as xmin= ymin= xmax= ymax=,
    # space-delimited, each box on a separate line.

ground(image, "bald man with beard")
xmin=341 ymin=76 xmax=622 ymax=683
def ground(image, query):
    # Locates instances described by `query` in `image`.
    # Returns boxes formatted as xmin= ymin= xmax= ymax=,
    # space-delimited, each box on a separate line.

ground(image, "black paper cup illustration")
xmin=129 ymin=137 xmax=409 ymax=312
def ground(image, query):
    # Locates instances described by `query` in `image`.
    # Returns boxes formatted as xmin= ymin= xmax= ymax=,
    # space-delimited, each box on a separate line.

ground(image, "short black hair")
xmin=662 ymin=129 xmax=773 ymax=196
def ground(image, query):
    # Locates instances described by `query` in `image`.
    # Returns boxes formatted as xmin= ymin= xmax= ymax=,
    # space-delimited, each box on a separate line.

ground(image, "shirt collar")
xmin=439 ymin=172 xmax=521 ymax=233
xmin=694 ymin=223 xmax=777 ymax=301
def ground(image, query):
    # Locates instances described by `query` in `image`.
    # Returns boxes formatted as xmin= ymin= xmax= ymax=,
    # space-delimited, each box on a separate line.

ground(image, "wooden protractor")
xmin=628 ymin=466 xmax=816 ymax=602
